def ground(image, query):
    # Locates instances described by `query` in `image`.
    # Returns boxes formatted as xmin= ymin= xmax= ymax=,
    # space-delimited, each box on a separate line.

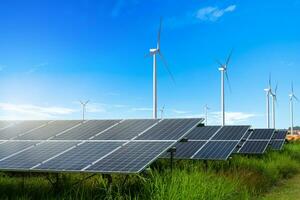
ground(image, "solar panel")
xmin=0 ymin=121 xmax=14 ymax=129
xmin=92 ymin=119 xmax=159 ymax=140
xmin=270 ymin=140 xmax=285 ymax=150
xmin=0 ymin=118 xmax=204 ymax=174
xmin=171 ymin=141 xmax=206 ymax=159
xmin=212 ymin=126 xmax=250 ymax=140
xmin=53 ymin=120 xmax=121 ymax=140
xmin=192 ymin=141 xmax=239 ymax=160
xmin=35 ymin=142 xmax=123 ymax=171
xmin=85 ymin=141 xmax=173 ymax=173
xmin=186 ymin=126 xmax=221 ymax=140
xmin=248 ymin=129 xmax=275 ymax=140
xmin=0 ymin=141 xmax=78 ymax=170
xmin=135 ymin=118 xmax=202 ymax=140
xmin=238 ymin=141 xmax=270 ymax=154
xmin=0 ymin=121 xmax=49 ymax=140
xmin=0 ymin=141 xmax=38 ymax=160
xmin=17 ymin=120 xmax=81 ymax=140
xmin=272 ymin=130 xmax=288 ymax=140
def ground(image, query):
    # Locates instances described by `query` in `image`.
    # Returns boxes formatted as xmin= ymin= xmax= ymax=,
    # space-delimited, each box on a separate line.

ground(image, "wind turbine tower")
xmin=147 ymin=18 xmax=175 ymax=119
xmin=216 ymin=50 xmax=233 ymax=126
xmin=264 ymin=75 xmax=272 ymax=128
xmin=270 ymin=83 xmax=278 ymax=129
xmin=204 ymin=104 xmax=210 ymax=126
xmin=289 ymin=83 xmax=298 ymax=135
xmin=79 ymin=100 xmax=89 ymax=121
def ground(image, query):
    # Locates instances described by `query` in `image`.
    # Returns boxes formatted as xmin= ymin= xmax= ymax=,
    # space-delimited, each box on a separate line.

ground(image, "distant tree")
xmin=289 ymin=126 xmax=300 ymax=130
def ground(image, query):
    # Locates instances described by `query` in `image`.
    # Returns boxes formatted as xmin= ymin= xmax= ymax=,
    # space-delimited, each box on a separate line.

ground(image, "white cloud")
xmin=196 ymin=5 xmax=236 ymax=21
xmin=210 ymin=111 xmax=256 ymax=125
xmin=27 ymin=62 xmax=48 ymax=74
xmin=131 ymin=107 xmax=152 ymax=112
xmin=170 ymin=109 xmax=190 ymax=115
xmin=0 ymin=103 xmax=76 ymax=120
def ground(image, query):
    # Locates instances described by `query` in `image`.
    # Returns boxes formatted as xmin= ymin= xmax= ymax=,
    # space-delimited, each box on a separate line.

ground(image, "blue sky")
xmin=0 ymin=0 xmax=299 ymax=128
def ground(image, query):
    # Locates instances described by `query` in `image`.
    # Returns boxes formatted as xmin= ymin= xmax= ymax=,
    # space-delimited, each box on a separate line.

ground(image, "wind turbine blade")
xmin=157 ymin=17 xmax=162 ymax=49
xmin=215 ymin=59 xmax=223 ymax=68
xmin=225 ymin=71 xmax=232 ymax=93
xmin=225 ymin=48 xmax=234 ymax=68
xmin=292 ymin=82 xmax=294 ymax=94
xmin=294 ymin=95 xmax=299 ymax=102
xmin=159 ymin=52 xmax=176 ymax=84
xmin=268 ymin=73 xmax=272 ymax=89
xmin=144 ymin=52 xmax=152 ymax=58
xmin=275 ymin=83 xmax=278 ymax=95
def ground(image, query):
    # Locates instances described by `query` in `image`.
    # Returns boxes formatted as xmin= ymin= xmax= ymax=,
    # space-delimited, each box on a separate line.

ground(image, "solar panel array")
xmin=165 ymin=125 xmax=250 ymax=160
xmin=0 ymin=118 xmax=203 ymax=174
xmin=238 ymin=129 xmax=275 ymax=154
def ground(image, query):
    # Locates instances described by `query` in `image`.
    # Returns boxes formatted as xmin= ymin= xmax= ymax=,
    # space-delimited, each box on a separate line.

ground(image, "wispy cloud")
xmin=27 ymin=62 xmax=48 ymax=74
xmin=166 ymin=4 xmax=237 ymax=28
xmin=177 ymin=111 xmax=256 ymax=125
xmin=131 ymin=107 xmax=152 ymax=112
xmin=0 ymin=64 xmax=6 ymax=71
xmin=111 ymin=0 xmax=139 ymax=18
xmin=170 ymin=109 xmax=190 ymax=115
xmin=196 ymin=5 xmax=236 ymax=22
xmin=210 ymin=111 xmax=256 ymax=125
xmin=0 ymin=102 xmax=76 ymax=120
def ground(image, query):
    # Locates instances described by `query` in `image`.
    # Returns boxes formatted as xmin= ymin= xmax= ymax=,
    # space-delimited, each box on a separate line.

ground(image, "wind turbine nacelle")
xmin=150 ymin=48 xmax=158 ymax=53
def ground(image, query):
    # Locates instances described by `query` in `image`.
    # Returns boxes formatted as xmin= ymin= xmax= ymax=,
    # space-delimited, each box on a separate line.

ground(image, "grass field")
xmin=0 ymin=142 xmax=299 ymax=200
xmin=261 ymin=174 xmax=300 ymax=200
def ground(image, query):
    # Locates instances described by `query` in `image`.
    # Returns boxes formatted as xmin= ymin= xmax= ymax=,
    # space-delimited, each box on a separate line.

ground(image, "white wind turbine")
xmin=289 ymin=82 xmax=298 ymax=135
xmin=270 ymin=83 xmax=278 ymax=129
xmin=216 ymin=50 xmax=233 ymax=126
xmin=204 ymin=104 xmax=210 ymax=126
xmin=79 ymin=100 xmax=89 ymax=121
xmin=146 ymin=18 xmax=175 ymax=119
xmin=264 ymin=75 xmax=272 ymax=128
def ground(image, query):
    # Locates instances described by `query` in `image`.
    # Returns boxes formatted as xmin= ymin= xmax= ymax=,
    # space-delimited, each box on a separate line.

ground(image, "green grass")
xmin=260 ymin=174 xmax=300 ymax=200
xmin=0 ymin=142 xmax=299 ymax=200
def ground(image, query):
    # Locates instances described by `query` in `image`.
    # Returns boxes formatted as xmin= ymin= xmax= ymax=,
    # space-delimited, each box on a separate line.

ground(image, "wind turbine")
xmin=79 ymin=100 xmax=89 ymax=121
xmin=146 ymin=18 xmax=175 ymax=119
xmin=204 ymin=104 xmax=210 ymax=126
xmin=264 ymin=75 xmax=272 ymax=128
xmin=216 ymin=50 xmax=233 ymax=126
xmin=160 ymin=105 xmax=165 ymax=119
xmin=289 ymin=82 xmax=298 ymax=135
xmin=270 ymin=83 xmax=278 ymax=129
